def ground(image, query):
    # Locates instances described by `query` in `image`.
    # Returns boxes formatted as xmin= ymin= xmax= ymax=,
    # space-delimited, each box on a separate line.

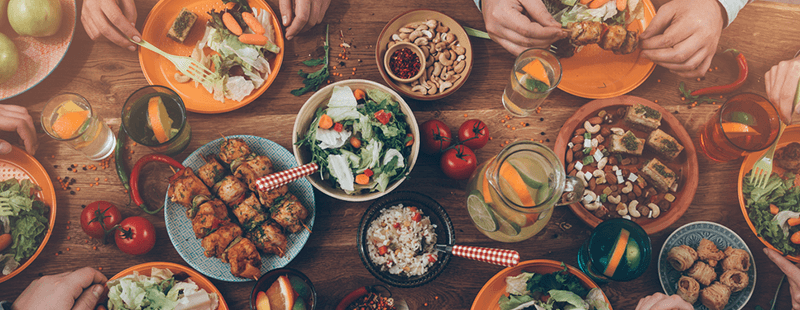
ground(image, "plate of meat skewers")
xmin=165 ymin=135 xmax=315 ymax=282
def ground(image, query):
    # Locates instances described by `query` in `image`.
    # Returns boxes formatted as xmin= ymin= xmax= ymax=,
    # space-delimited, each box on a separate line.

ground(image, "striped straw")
xmin=255 ymin=163 xmax=319 ymax=192
xmin=451 ymin=245 xmax=520 ymax=267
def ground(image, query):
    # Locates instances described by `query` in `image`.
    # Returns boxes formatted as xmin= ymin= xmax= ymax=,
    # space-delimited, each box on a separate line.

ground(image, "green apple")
xmin=0 ymin=33 xmax=18 ymax=84
xmin=8 ymin=0 xmax=61 ymax=37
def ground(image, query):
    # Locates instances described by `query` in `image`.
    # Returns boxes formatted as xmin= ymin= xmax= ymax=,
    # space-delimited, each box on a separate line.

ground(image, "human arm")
xmin=481 ymin=0 xmax=565 ymax=56
xmin=279 ymin=0 xmax=331 ymax=40
xmin=764 ymin=248 xmax=800 ymax=310
xmin=11 ymin=267 xmax=107 ymax=310
xmin=0 ymin=105 xmax=37 ymax=156
xmin=81 ymin=0 xmax=141 ymax=51
xmin=635 ymin=292 xmax=694 ymax=310
xmin=765 ymin=55 xmax=800 ymax=124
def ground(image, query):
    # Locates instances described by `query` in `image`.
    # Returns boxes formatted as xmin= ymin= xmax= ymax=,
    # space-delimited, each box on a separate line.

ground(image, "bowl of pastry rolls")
xmin=658 ymin=221 xmax=755 ymax=310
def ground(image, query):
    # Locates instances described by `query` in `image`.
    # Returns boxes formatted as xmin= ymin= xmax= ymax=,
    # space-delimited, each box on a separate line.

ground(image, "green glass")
xmin=577 ymin=218 xmax=651 ymax=283
xmin=122 ymin=85 xmax=191 ymax=156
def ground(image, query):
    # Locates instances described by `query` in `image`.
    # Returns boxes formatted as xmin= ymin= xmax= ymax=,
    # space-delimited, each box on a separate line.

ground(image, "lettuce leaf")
xmin=498 ymin=294 xmax=537 ymax=310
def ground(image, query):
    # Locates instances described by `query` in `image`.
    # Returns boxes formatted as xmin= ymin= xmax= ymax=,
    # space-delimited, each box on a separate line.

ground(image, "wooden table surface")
xmin=1 ymin=0 xmax=799 ymax=309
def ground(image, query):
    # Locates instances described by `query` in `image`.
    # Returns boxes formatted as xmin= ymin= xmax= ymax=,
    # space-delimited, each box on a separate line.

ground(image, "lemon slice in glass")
xmin=626 ymin=239 xmax=641 ymax=270
xmin=467 ymin=190 xmax=498 ymax=232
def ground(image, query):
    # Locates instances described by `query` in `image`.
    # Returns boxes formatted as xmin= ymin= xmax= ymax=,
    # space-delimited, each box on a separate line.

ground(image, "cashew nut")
xmin=446 ymin=74 xmax=461 ymax=83
xmin=432 ymin=35 xmax=441 ymax=44
xmin=584 ymin=201 xmax=602 ymax=211
xmin=584 ymin=121 xmax=601 ymax=134
xmin=387 ymin=41 xmax=396 ymax=49
xmin=432 ymin=62 xmax=443 ymax=76
xmin=427 ymin=86 xmax=438 ymax=95
xmin=593 ymin=170 xmax=606 ymax=185
xmin=597 ymin=157 xmax=608 ymax=170
xmin=610 ymin=127 xmax=625 ymax=135
xmin=608 ymin=195 xmax=621 ymax=204
xmin=399 ymin=32 xmax=409 ymax=39
xmin=622 ymin=215 xmax=632 ymax=220
xmin=436 ymin=24 xmax=449 ymax=33
xmin=404 ymin=22 xmax=421 ymax=29
xmin=647 ymin=203 xmax=661 ymax=218
xmin=439 ymin=81 xmax=452 ymax=94
xmin=582 ymin=190 xmax=597 ymax=205
xmin=421 ymin=29 xmax=433 ymax=39
xmin=411 ymin=85 xmax=427 ymax=93
xmin=391 ymin=34 xmax=402 ymax=42
xmin=628 ymin=200 xmax=641 ymax=217
xmin=439 ymin=51 xmax=454 ymax=66
xmin=456 ymin=55 xmax=465 ymax=62
xmin=425 ymin=19 xmax=437 ymax=29
xmin=414 ymin=37 xmax=429 ymax=46
xmin=443 ymin=32 xmax=456 ymax=44
xmin=440 ymin=70 xmax=450 ymax=80
xmin=621 ymin=181 xmax=633 ymax=194
xmin=174 ymin=72 xmax=190 ymax=83
xmin=398 ymin=27 xmax=414 ymax=34
xmin=409 ymin=30 xmax=423 ymax=42
xmin=435 ymin=42 xmax=447 ymax=52
xmin=576 ymin=172 xmax=588 ymax=187
xmin=421 ymin=45 xmax=430 ymax=59
xmin=453 ymin=45 xmax=466 ymax=55
xmin=454 ymin=61 xmax=466 ymax=74
xmin=616 ymin=203 xmax=628 ymax=215
xmin=415 ymin=24 xmax=429 ymax=31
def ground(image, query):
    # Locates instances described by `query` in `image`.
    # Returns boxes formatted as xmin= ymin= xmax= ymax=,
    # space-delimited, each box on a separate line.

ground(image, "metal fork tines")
xmin=132 ymin=39 xmax=214 ymax=84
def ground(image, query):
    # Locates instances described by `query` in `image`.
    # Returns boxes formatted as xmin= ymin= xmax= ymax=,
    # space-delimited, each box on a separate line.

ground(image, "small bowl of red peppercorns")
xmin=384 ymin=42 xmax=426 ymax=84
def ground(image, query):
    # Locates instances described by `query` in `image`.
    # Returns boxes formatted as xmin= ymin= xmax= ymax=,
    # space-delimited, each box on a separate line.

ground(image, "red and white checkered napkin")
xmin=451 ymin=245 xmax=520 ymax=267
xmin=255 ymin=163 xmax=319 ymax=192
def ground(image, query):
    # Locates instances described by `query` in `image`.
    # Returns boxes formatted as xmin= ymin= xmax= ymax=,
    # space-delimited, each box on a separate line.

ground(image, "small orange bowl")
xmin=107 ymin=262 xmax=229 ymax=309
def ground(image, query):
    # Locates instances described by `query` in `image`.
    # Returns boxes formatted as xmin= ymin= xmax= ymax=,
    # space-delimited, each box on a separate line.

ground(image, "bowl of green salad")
xmin=292 ymin=79 xmax=420 ymax=202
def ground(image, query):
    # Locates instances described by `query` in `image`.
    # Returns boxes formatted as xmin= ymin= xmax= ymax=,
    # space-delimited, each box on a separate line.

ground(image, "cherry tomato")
xmin=374 ymin=109 xmax=393 ymax=125
xmin=80 ymin=201 xmax=122 ymax=240
xmin=458 ymin=119 xmax=489 ymax=150
xmin=440 ymin=145 xmax=478 ymax=180
xmin=420 ymin=119 xmax=452 ymax=154
xmin=115 ymin=216 xmax=156 ymax=255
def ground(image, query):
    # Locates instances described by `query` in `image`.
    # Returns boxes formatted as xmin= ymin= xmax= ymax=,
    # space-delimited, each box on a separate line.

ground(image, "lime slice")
xmin=496 ymin=214 xmax=522 ymax=236
xmin=626 ymin=239 xmax=641 ymax=270
xmin=467 ymin=190 xmax=498 ymax=232
xmin=731 ymin=111 xmax=756 ymax=126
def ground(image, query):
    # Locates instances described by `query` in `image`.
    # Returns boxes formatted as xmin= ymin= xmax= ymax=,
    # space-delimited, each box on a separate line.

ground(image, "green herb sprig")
xmin=291 ymin=24 xmax=330 ymax=96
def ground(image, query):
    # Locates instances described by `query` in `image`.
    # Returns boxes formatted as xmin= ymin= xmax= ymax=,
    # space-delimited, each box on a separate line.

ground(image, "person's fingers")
xmin=493 ymin=36 xmax=528 ymax=56
xmin=765 ymin=248 xmax=800 ymax=286
xmin=0 ymin=140 xmax=11 ymax=155
xmin=0 ymin=114 xmax=37 ymax=156
xmin=669 ymin=48 xmax=714 ymax=79
xmin=648 ymin=295 xmax=694 ymax=310
xmin=640 ymin=3 xmax=675 ymax=40
xmin=0 ymin=104 xmax=30 ymax=114
xmin=118 ymin=0 xmax=137 ymax=24
xmin=279 ymin=0 xmax=292 ymax=27
xmin=285 ymin=0 xmax=310 ymax=39
xmin=71 ymin=284 xmax=104 ymax=310
xmin=65 ymin=267 xmax=108 ymax=291
xmin=654 ymin=44 xmax=705 ymax=72
xmin=495 ymin=25 xmax=560 ymax=49
xmin=777 ymin=63 xmax=796 ymax=124
xmin=100 ymin=0 xmax=140 ymax=49
xmin=520 ymin=0 xmax=561 ymax=28
xmin=641 ymin=22 xmax=693 ymax=52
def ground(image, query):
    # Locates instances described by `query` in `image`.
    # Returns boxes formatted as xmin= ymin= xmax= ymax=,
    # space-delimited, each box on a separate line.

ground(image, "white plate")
xmin=165 ymin=135 xmax=315 ymax=282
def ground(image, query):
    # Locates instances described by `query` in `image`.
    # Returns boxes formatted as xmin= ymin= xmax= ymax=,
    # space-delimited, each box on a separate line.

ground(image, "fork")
xmin=750 ymin=78 xmax=800 ymax=188
xmin=132 ymin=39 xmax=215 ymax=85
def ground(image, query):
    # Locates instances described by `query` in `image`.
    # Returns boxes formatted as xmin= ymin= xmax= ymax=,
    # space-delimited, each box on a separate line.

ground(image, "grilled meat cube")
xmin=775 ymin=142 xmax=800 ymax=173
xmin=641 ymin=158 xmax=677 ymax=192
xmin=219 ymin=138 xmax=251 ymax=165
xmin=647 ymin=129 xmax=684 ymax=161
xmin=197 ymin=156 xmax=227 ymax=188
xmin=600 ymin=25 xmax=627 ymax=51
xmin=225 ymin=237 xmax=262 ymax=279
xmin=568 ymin=21 xmax=604 ymax=46
xmin=212 ymin=175 xmax=247 ymax=205
xmin=270 ymin=194 xmax=308 ymax=233
xmin=166 ymin=8 xmax=197 ymax=43
xmin=257 ymin=185 xmax=288 ymax=207
xmin=247 ymin=221 xmax=288 ymax=257
xmin=625 ymin=104 xmax=662 ymax=132
xmin=201 ymin=223 xmax=242 ymax=258
xmin=191 ymin=199 xmax=230 ymax=239
xmin=234 ymin=155 xmax=274 ymax=191
xmin=614 ymin=31 xmax=639 ymax=55
xmin=188 ymin=195 xmax=211 ymax=219
xmin=168 ymin=168 xmax=212 ymax=210
xmin=610 ymin=130 xmax=645 ymax=156
xmin=232 ymin=192 xmax=267 ymax=229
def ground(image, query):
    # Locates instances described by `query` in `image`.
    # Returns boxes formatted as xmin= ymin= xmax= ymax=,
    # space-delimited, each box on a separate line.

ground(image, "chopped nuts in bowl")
xmin=376 ymin=9 xmax=473 ymax=100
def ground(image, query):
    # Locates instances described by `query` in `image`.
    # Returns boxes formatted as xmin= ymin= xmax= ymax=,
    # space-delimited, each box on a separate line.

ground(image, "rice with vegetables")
xmin=367 ymin=204 xmax=437 ymax=276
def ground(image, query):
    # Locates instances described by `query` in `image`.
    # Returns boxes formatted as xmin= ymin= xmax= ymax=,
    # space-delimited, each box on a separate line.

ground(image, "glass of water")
xmin=41 ymin=93 xmax=116 ymax=161
xmin=502 ymin=48 xmax=562 ymax=117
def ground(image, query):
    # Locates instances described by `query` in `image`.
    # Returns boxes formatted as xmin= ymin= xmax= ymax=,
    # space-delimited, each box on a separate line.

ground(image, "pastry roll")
xmin=722 ymin=246 xmax=751 ymax=271
xmin=700 ymin=282 xmax=731 ymax=310
xmin=697 ymin=238 xmax=726 ymax=264
xmin=677 ymin=276 xmax=700 ymax=304
xmin=720 ymin=269 xmax=749 ymax=292
xmin=667 ymin=245 xmax=698 ymax=271
xmin=687 ymin=261 xmax=716 ymax=286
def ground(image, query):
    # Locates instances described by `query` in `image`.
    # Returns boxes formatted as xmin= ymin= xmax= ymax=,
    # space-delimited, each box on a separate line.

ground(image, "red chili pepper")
xmin=389 ymin=48 xmax=420 ymax=79
xmin=130 ymin=154 xmax=185 ymax=214
xmin=690 ymin=49 xmax=747 ymax=96
xmin=364 ymin=168 xmax=374 ymax=177
xmin=428 ymin=254 xmax=437 ymax=262
xmin=334 ymin=122 xmax=344 ymax=132
xmin=374 ymin=109 xmax=392 ymax=125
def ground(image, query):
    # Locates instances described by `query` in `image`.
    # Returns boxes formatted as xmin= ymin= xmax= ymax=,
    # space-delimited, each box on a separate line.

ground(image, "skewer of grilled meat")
xmin=231 ymin=192 xmax=268 ymax=231
xmin=197 ymin=155 xmax=227 ymax=188
xmin=232 ymin=154 xmax=274 ymax=191
xmin=212 ymin=175 xmax=248 ymax=205
xmin=219 ymin=138 xmax=252 ymax=165
xmin=246 ymin=220 xmax=288 ymax=257
xmin=567 ymin=21 xmax=639 ymax=55
xmin=191 ymin=198 xmax=231 ymax=239
xmin=168 ymin=168 xmax=212 ymax=217
xmin=201 ymin=222 xmax=243 ymax=259
xmin=269 ymin=194 xmax=309 ymax=233
xmin=222 ymin=236 xmax=262 ymax=279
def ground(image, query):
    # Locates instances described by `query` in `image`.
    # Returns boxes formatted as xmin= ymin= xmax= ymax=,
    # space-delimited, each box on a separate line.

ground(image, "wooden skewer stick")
xmin=301 ymin=222 xmax=312 ymax=233
xmin=169 ymin=166 xmax=177 ymax=174
xmin=217 ymin=131 xmax=228 ymax=141
xmin=277 ymin=247 xmax=285 ymax=257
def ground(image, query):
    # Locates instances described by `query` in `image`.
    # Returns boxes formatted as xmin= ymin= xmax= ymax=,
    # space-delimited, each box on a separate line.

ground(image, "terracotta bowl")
xmin=292 ymin=79 xmax=420 ymax=202
xmin=376 ymin=9 xmax=473 ymax=101
xmin=553 ymin=95 xmax=699 ymax=235
xmin=107 ymin=262 xmax=229 ymax=309
xmin=383 ymin=42 xmax=426 ymax=83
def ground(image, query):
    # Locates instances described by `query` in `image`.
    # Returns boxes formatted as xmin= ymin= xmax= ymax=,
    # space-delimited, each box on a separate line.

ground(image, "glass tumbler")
xmin=502 ymin=48 xmax=562 ymax=117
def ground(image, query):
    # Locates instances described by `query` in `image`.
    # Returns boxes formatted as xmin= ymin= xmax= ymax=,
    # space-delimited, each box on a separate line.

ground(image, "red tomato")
xmin=115 ymin=216 xmax=156 ymax=255
xmin=80 ymin=201 xmax=122 ymax=240
xmin=458 ymin=119 xmax=489 ymax=150
xmin=420 ymin=119 xmax=452 ymax=154
xmin=374 ymin=110 xmax=393 ymax=125
xmin=440 ymin=145 xmax=478 ymax=180
xmin=334 ymin=122 xmax=344 ymax=132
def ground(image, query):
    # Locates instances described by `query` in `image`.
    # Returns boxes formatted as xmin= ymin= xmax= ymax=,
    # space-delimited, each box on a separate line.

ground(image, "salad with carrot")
xmin=0 ymin=178 xmax=49 ymax=276
xmin=186 ymin=0 xmax=280 ymax=102
xmin=498 ymin=266 xmax=610 ymax=310
xmin=296 ymin=86 xmax=413 ymax=194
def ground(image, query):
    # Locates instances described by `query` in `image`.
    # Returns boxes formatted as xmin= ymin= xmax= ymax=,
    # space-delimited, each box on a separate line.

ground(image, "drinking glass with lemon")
xmin=697 ymin=93 xmax=781 ymax=162
xmin=122 ymin=86 xmax=191 ymax=156
xmin=577 ymin=218 xmax=651 ymax=283
xmin=501 ymin=48 xmax=562 ymax=117
xmin=41 ymin=93 xmax=116 ymax=160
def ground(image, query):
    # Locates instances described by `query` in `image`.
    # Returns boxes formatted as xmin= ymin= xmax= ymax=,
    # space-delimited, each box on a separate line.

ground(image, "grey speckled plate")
xmin=658 ymin=221 xmax=755 ymax=310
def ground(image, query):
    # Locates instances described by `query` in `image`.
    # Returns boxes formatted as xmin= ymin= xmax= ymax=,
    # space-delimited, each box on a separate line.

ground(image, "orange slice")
xmin=52 ymin=110 xmax=89 ymax=139
xmin=266 ymin=275 xmax=295 ymax=310
xmin=521 ymin=59 xmax=550 ymax=87
xmin=255 ymin=291 xmax=271 ymax=310
xmin=147 ymin=96 xmax=174 ymax=143
xmin=481 ymin=174 xmax=493 ymax=204
xmin=603 ymin=228 xmax=630 ymax=278
xmin=499 ymin=162 xmax=535 ymax=206
xmin=721 ymin=122 xmax=760 ymax=137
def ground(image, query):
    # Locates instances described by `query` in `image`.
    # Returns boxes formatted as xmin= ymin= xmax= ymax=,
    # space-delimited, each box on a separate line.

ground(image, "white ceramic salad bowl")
xmin=292 ymin=79 xmax=420 ymax=202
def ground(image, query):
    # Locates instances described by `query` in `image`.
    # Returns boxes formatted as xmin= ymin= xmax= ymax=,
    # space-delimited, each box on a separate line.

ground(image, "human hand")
xmin=765 ymin=56 xmax=800 ymax=124
xmin=279 ymin=0 xmax=331 ymax=40
xmin=81 ymin=0 xmax=141 ymax=51
xmin=482 ymin=0 xmax=565 ymax=56
xmin=12 ymin=267 xmax=107 ymax=310
xmin=640 ymin=0 xmax=725 ymax=78
xmin=0 ymin=105 xmax=37 ymax=156
xmin=764 ymin=248 xmax=800 ymax=310
xmin=635 ymin=292 xmax=694 ymax=310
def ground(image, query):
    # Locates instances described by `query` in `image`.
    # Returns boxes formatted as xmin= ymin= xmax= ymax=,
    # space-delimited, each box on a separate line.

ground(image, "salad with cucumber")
xmin=296 ymin=85 xmax=413 ymax=194
xmin=499 ymin=265 xmax=610 ymax=310
xmin=0 ymin=178 xmax=49 ymax=276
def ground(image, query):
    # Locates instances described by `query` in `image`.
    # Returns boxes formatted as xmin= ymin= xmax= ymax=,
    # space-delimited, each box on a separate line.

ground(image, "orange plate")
xmin=558 ymin=0 xmax=656 ymax=99
xmin=108 ymin=262 xmax=229 ymax=309
xmin=139 ymin=0 xmax=284 ymax=114
xmin=738 ymin=124 xmax=800 ymax=262
xmin=553 ymin=96 xmax=699 ymax=234
xmin=0 ymin=146 xmax=57 ymax=284
xmin=471 ymin=259 xmax=611 ymax=310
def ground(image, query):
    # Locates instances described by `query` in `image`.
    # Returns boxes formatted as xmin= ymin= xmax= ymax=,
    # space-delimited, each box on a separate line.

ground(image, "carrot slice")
xmin=789 ymin=218 xmax=800 ymax=226
xmin=616 ymin=0 xmax=627 ymax=11
xmin=318 ymin=114 xmax=333 ymax=129
xmin=242 ymin=12 xmax=265 ymax=35
xmin=222 ymin=12 xmax=243 ymax=36
xmin=580 ymin=0 xmax=592 ymax=4
xmin=239 ymin=34 xmax=268 ymax=46
xmin=603 ymin=228 xmax=630 ymax=278
xmin=355 ymin=174 xmax=369 ymax=185
xmin=521 ymin=59 xmax=550 ymax=87
xmin=589 ymin=0 xmax=612 ymax=9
